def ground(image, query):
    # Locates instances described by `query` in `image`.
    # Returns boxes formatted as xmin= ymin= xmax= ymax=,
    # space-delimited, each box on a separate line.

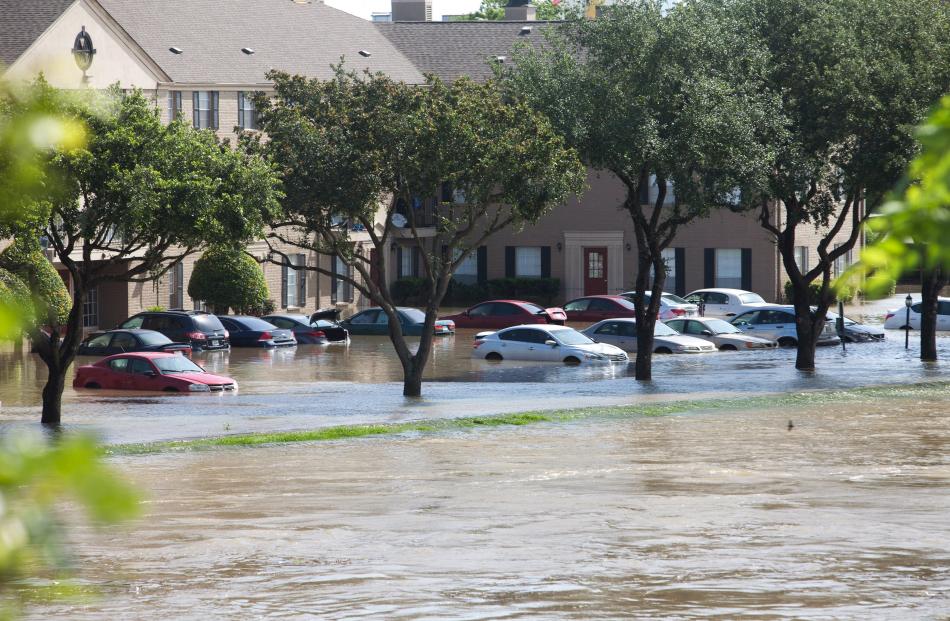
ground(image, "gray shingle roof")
xmin=376 ymin=21 xmax=553 ymax=83
xmin=0 ymin=0 xmax=76 ymax=67
xmin=95 ymin=0 xmax=425 ymax=85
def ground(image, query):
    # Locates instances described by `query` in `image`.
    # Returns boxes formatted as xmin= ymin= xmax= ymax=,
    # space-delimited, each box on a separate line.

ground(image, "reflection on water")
xmin=29 ymin=395 xmax=950 ymax=620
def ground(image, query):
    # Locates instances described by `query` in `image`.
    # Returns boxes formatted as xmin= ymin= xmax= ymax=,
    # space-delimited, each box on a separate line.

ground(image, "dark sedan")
xmin=262 ymin=314 xmax=349 ymax=344
xmin=340 ymin=307 xmax=455 ymax=336
xmin=217 ymin=316 xmax=297 ymax=348
xmin=78 ymin=329 xmax=193 ymax=357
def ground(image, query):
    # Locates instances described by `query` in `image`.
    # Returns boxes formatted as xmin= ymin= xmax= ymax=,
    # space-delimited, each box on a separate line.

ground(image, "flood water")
xmin=30 ymin=392 xmax=950 ymax=619
xmin=0 ymin=297 xmax=949 ymax=444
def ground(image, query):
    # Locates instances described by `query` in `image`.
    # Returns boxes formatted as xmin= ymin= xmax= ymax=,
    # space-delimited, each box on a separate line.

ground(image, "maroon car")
xmin=441 ymin=300 xmax=566 ymax=330
xmin=563 ymin=295 xmax=638 ymax=323
xmin=73 ymin=352 xmax=236 ymax=393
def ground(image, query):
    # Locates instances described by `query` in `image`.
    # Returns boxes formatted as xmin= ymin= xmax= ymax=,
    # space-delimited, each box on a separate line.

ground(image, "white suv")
xmin=684 ymin=288 xmax=773 ymax=318
xmin=730 ymin=306 xmax=840 ymax=347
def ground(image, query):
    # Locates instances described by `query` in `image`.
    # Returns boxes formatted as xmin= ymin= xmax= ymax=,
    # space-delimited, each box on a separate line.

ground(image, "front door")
xmin=583 ymin=248 xmax=608 ymax=296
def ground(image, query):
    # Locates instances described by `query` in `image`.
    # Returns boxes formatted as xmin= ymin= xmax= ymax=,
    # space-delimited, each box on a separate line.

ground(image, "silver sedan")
xmin=665 ymin=317 xmax=776 ymax=350
xmin=581 ymin=318 xmax=716 ymax=354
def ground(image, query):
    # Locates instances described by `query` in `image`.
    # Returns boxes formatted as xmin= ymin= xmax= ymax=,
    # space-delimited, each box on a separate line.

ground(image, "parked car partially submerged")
xmin=442 ymin=300 xmax=566 ymax=329
xmin=581 ymin=318 xmax=716 ymax=354
xmin=562 ymin=295 xmax=637 ymax=323
xmin=217 ymin=316 xmax=296 ymax=348
xmin=619 ymin=291 xmax=698 ymax=320
xmin=883 ymin=297 xmax=950 ymax=330
xmin=78 ymin=329 xmax=192 ymax=357
xmin=824 ymin=312 xmax=885 ymax=342
xmin=262 ymin=313 xmax=349 ymax=344
xmin=118 ymin=310 xmax=229 ymax=351
xmin=684 ymin=288 xmax=773 ymax=318
xmin=730 ymin=306 xmax=840 ymax=347
xmin=665 ymin=317 xmax=776 ymax=350
xmin=341 ymin=307 xmax=455 ymax=336
xmin=473 ymin=324 xmax=627 ymax=364
xmin=73 ymin=352 xmax=236 ymax=393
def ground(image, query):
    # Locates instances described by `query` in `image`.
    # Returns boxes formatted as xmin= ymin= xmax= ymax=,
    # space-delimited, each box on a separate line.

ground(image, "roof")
xmin=0 ymin=0 xmax=75 ymax=66
xmin=95 ymin=0 xmax=424 ymax=85
xmin=686 ymin=288 xmax=759 ymax=296
xmin=375 ymin=21 xmax=553 ymax=83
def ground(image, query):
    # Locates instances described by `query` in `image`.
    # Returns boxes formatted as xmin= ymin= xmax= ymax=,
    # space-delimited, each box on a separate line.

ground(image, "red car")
xmin=563 ymin=295 xmax=638 ymax=323
xmin=441 ymin=300 xmax=566 ymax=329
xmin=73 ymin=352 xmax=237 ymax=393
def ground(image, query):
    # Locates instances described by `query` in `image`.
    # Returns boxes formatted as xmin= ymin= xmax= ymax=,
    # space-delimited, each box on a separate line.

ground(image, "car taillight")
xmin=258 ymin=331 xmax=272 ymax=341
xmin=223 ymin=330 xmax=229 ymax=339
xmin=307 ymin=330 xmax=326 ymax=338
xmin=187 ymin=331 xmax=206 ymax=340
xmin=885 ymin=313 xmax=894 ymax=320
xmin=670 ymin=308 xmax=686 ymax=317
xmin=473 ymin=340 xmax=485 ymax=348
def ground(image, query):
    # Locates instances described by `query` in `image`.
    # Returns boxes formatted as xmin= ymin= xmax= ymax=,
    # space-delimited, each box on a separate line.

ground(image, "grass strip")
xmin=106 ymin=381 xmax=950 ymax=456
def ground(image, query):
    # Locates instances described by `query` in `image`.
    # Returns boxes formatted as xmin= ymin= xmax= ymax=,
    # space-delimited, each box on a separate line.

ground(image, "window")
xmin=83 ymin=287 xmax=99 ymax=328
xmin=283 ymin=254 xmax=306 ymax=308
xmin=169 ymin=263 xmax=184 ymax=309
xmin=500 ymin=328 xmax=547 ymax=343
xmin=129 ymin=358 xmax=154 ymax=375
xmin=794 ymin=246 xmax=809 ymax=273
xmin=665 ymin=320 xmax=685 ymax=333
xmin=121 ymin=315 xmax=144 ymax=329
xmin=86 ymin=334 xmax=111 ymax=348
xmin=350 ymin=311 xmax=378 ymax=325
xmin=399 ymin=247 xmax=415 ymax=279
xmin=168 ymin=91 xmax=182 ymax=122
xmin=594 ymin=322 xmax=621 ymax=335
xmin=331 ymin=255 xmax=353 ymax=303
xmin=705 ymin=292 xmax=730 ymax=305
xmin=453 ymin=249 xmax=478 ymax=285
xmin=715 ymin=249 xmax=742 ymax=289
xmin=109 ymin=358 xmax=130 ymax=372
xmin=588 ymin=298 xmax=619 ymax=312
xmin=516 ymin=247 xmax=542 ymax=278
xmin=192 ymin=91 xmax=219 ymax=130
xmin=563 ymin=299 xmax=590 ymax=312
xmin=650 ymin=248 xmax=677 ymax=291
xmin=238 ymin=92 xmax=258 ymax=130
xmin=833 ymin=243 xmax=852 ymax=278
xmin=468 ymin=303 xmax=494 ymax=317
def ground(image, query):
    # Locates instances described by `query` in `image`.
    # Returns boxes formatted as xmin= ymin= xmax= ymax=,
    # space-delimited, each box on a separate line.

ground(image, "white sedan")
xmin=883 ymin=297 xmax=950 ymax=330
xmin=684 ymin=288 xmax=774 ymax=318
xmin=473 ymin=324 xmax=628 ymax=364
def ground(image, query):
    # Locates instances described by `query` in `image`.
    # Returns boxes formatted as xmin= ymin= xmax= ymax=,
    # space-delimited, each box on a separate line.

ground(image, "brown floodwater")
xmin=28 ymin=393 xmax=950 ymax=619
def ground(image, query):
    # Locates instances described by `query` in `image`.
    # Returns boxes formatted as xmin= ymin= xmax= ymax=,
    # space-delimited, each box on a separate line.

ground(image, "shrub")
xmin=0 ymin=267 xmax=31 ymax=339
xmin=0 ymin=237 xmax=71 ymax=327
xmin=187 ymin=246 xmax=269 ymax=315
xmin=487 ymin=277 xmax=560 ymax=305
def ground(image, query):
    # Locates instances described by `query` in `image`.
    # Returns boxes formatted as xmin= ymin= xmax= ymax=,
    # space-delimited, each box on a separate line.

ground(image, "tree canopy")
xmin=0 ymin=236 xmax=71 ymax=329
xmin=453 ymin=0 xmax=569 ymax=21
xmin=188 ymin=245 xmax=270 ymax=314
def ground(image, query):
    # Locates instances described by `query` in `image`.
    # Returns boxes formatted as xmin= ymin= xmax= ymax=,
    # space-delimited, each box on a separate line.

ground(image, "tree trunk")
xmin=790 ymin=281 xmax=818 ymax=371
xmin=634 ymin=320 xmax=654 ymax=381
xmin=41 ymin=363 xmax=67 ymax=426
xmin=403 ymin=359 xmax=424 ymax=397
xmin=37 ymin=279 xmax=86 ymax=426
xmin=920 ymin=267 xmax=945 ymax=362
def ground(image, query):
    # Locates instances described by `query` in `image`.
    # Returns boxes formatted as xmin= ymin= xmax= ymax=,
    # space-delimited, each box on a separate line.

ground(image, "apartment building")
xmin=1 ymin=0 xmax=858 ymax=330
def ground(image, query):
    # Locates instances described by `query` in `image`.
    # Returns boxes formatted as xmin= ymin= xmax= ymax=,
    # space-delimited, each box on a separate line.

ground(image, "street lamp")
xmin=905 ymin=294 xmax=913 ymax=349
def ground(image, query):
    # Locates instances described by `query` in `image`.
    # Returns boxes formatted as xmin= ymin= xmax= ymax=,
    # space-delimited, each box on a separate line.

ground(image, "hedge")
xmin=392 ymin=277 xmax=561 ymax=307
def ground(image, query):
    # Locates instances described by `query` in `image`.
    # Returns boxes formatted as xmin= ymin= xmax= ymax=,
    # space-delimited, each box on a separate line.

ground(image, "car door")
xmin=753 ymin=310 xmax=791 ymax=341
xmin=497 ymin=328 xmax=536 ymax=359
xmin=106 ymin=357 xmax=133 ymax=389
xmin=82 ymin=333 xmax=113 ymax=356
xmin=585 ymin=298 xmax=618 ymax=323
xmin=563 ymin=298 xmax=591 ymax=322
xmin=665 ymin=319 xmax=686 ymax=334
xmin=731 ymin=311 xmax=760 ymax=335
xmin=682 ymin=319 xmax=713 ymax=343
xmin=590 ymin=321 xmax=626 ymax=351
xmin=463 ymin=303 xmax=495 ymax=328
xmin=703 ymin=292 xmax=732 ymax=317
xmin=128 ymin=357 xmax=159 ymax=390
xmin=372 ymin=310 xmax=391 ymax=336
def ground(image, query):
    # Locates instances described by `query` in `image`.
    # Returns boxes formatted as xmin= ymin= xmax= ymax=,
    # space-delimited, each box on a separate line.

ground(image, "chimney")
xmin=504 ymin=0 xmax=536 ymax=21
xmin=392 ymin=0 xmax=432 ymax=21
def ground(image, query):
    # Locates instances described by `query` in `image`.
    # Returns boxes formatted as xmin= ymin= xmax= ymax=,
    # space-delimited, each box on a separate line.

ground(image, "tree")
xmin=848 ymin=95 xmax=950 ymax=361
xmin=21 ymin=83 xmax=282 ymax=425
xmin=453 ymin=0 xmax=570 ymax=21
xmin=500 ymin=0 xmax=778 ymax=380
xmin=188 ymin=245 xmax=270 ymax=315
xmin=252 ymin=67 xmax=584 ymax=396
xmin=0 ymin=236 xmax=72 ymax=329
xmin=732 ymin=0 xmax=950 ymax=370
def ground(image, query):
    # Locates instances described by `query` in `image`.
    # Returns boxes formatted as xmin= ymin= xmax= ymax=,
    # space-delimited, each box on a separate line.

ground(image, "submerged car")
xmin=217 ymin=316 xmax=296 ymax=348
xmin=473 ymin=324 xmax=627 ymax=364
xmin=262 ymin=314 xmax=348 ymax=344
xmin=562 ymin=295 xmax=637 ymax=323
xmin=883 ymin=297 xmax=950 ymax=330
xmin=581 ymin=318 xmax=716 ymax=354
xmin=665 ymin=317 xmax=776 ymax=350
xmin=824 ymin=312 xmax=885 ymax=342
xmin=77 ymin=329 xmax=192 ymax=357
xmin=730 ymin=306 xmax=840 ymax=347
xmin=73 ymin=352 xmax=236 ymax=393
xmin=442 ymin=300 xmax=566 ymax=330
xmin=684 ymin=288 xmax=773 ymax=318
xmin=118 ymin=310 xmax=229 ymax=351
xmin=619 ymin=291 xmax=698 ymax=320
xmin=340 ymin=307 xmax=455 ymax=336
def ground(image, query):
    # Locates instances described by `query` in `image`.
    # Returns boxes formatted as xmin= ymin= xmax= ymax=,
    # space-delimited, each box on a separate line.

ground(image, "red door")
xmin=584 ymin=248 xmax=608 ymax=296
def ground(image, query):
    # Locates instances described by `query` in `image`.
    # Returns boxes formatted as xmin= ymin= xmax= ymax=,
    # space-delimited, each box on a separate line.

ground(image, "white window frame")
xmin=82 ymin=286 xmax=99 ymax=328
xmin=238 ymin=92 xmax=258 ymax=130
xmin=515 ymin=247 xmax=542 ymax=278
xmin=453 ymin=249 xmax=478 ymax=285
xmin=794 ymin=246 xmax=809 ymax=274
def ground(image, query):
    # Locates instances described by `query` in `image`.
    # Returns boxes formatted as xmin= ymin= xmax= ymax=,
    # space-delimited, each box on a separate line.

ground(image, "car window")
xmin=620 ymin=322 xmax=638 ymax=337
xmin=588 ymin=298 xmax=618 ymax=312
xmin=375 ymin=311 xmax=390 ymax=325
xmin=500 ymin=328 xmax=545 ymax=343
xmin=684 ymin=294 xmax=702 ymax=304
xmin=733 ymin=311 xmax=758 ymax=324
xmin=521 ymin=302 xmax=546 ymax=314
xmin=137 ymin=331 xmax=172 ymax=346
xmin=467 ymin=303 xmax=494 ymax=317
xmin=705 ymin=292 xmax=729 ymax=304
xmin=684 ymin=321 xmax=707 ymax=335
xmin=142 ymin=316 xmax=165 ymax=331
xmin=662 ymin=293 xmax=689 ymax=304
xmin=86 ymin=333 xmax=111 ymax=347
xmin=554 ymin=330 xmax=595 ymax=345
xmin=399 ymin=308 xmax=426 ymax=323
xmin=705 ymin=319 xmax=740 ymax=334
xmin=129 ymin=358 xmax=155 ymax=375
xmin=938 ymin=301 xmax=950 ymax=315
xmin=594 ymin=322 xmax=620 ymax=336
xmin=563 ymin=299 xmax=590 ymax=312
xmin=218 ymin=318 xmax=237 ymax=331
xmin=665 ymin=320 xmax=685 ymax=333
xmin=739 ymin=293 xmax=765 ymax=304
xmin=121 ymin=315 xmax=144 ymax=329
xmin=109 ymin=358 xmax=130 ymax=372
xmin=654 ymin=322 xmax=678 ymax=337
xmin=192 ymin=314 xmax=224 ymax=331
xmin=271 ymin=317 xmax=296 ymax=329
xmin=236 ymin=317 xmax=276 ymax=331
xmin=153 ymin=357 xmax=205 ymax=374
xmin=349 ymin=311 xmax=378 ymax=325
xmin=910 ymin=303 xmax=922 ymax=314
xmin=757 ymin=310 xmax=792 ymax=324
xmin=494 ymin=303 xmax=523 ymax=316
xmin=110 ymin=332 xmax=138 ymax=350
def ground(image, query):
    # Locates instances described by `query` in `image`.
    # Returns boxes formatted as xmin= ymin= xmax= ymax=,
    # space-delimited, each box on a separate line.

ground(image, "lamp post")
xmin=905 ymin=294 xmax=913 ymax=350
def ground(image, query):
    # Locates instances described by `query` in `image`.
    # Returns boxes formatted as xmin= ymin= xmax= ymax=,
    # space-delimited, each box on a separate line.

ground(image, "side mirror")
xmin=545 ymin=339 xmax=558 ymax=347
xmin=463 ymin=310 xmax=471 ymax=317
xmin=701 ymin=330 xmax=713 ymax=336
xmin=145 ymin=371 xmax=157 ymax=378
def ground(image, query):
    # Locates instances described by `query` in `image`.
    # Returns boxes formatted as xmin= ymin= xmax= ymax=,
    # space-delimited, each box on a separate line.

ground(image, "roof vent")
xmin=242 ymin=47 xmax=255 ymax=55
xmin=358 ymin=50 xmax=371 ymax=57
xmin=169 ymin=47 xmax=183 ymax=54
xmin=520 ymin=26 xmax=532 ymax=34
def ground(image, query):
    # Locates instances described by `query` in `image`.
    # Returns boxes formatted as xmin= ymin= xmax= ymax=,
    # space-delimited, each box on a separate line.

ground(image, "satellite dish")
xmin=392 ymin=213 xmax=407 ymax=228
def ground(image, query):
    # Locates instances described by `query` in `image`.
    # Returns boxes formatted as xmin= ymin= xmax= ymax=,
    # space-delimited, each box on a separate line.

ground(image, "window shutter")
xmin=281 ymin=261 xmax=288 ymax=308
xmin=396 ymin=247 xmax=403 ymax=279
xmin=675 ymin=247 xmax=686 ymax=296
xmin=297 ymin=254 xmax=307 ymax=304
xmin=505 ymin=246 xmax=515 ymax=278
xmin=741 ymin=248 xmax=752 ymax=291
xmin=238 ymin=92 xmax=244 ymax=128
xmin=192 ymin=92 xmax=199 ymax=128
xmin=704 ymin=248 xmax=715 ymax=288
xmin=211 ymin=92 xmax=219 ymax=129
xmin=540 ymin=246 xmax=551 ymax=278
xmin=412 ymin=247 xmax=420 ymax=278
xmin=477 ymin=246 xmax=488 ymax=284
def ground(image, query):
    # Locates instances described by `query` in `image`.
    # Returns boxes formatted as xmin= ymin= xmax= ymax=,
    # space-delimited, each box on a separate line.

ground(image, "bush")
xmin=0 ymin=267 xmax=31 ymax=339
xmin=783 ymin=280 xmax=859 ymax=304
xmin=0 ymin=237 xmax=71 ymax=327
xmin=486 ymin=277 xmax=561 ymax=305
xmin=187 ymin=246 xmax=270 ymax=314
xmin=391 ymin=277 xmax=561 ymax=307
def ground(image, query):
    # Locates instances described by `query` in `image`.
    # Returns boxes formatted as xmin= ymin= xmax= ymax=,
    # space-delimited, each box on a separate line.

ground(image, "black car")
xmin=262 ymin=313 xmax=349 ymax=344
xmin=217 ymin=316 xmax=297 ymax=348
xmin=77 ymin=329 xmax=193 ymax=356
xmin=118 ymin=310 xmax=229 ymax=351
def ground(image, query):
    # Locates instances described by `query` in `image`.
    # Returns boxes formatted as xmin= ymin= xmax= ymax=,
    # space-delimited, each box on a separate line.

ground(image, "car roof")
xmin=100 ymin=328 xmax=159 ymax=334
xmin=687 ymin=288 xmax=756 ymax=295
xmin=500 ymin=323 xmax=571 ymax=332
xmin=569 ymin=295 xmax=628 ymax=301
xmin=101 ymin=351 xmax=177 ymax=360
xmin=264 ymin=313 xmax=309 ymax=320
xmin=478 ymin=300 xmax=541 ymax=306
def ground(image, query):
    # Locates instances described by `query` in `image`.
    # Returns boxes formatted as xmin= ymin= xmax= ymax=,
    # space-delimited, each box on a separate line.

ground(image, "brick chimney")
xmin=392 ymin=0 xmax=432 ymax=21
xmin=504 ymin=0 xmax=536 ymax=21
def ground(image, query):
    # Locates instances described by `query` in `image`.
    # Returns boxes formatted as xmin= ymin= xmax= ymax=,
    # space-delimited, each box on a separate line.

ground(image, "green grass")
xmin=106 ymin=381 xmax=950 ymax=456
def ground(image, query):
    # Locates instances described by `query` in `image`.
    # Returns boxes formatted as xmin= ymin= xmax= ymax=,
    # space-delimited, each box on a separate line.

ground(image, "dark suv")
xmin=118 ymin=311 xmax=230 ymax=351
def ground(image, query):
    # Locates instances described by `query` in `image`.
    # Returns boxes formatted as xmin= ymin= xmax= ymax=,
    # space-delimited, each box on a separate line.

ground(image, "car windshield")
xmin=553 ymin=330 xmax=594 ymax=345
xmin=399 ymin=308 xmax=426 ymax=323
xmin=739 ymin=293 xmax=765 ymax=304
xmin=661 ymin=293 xmax=689 ymax=304
xmin=192 ymin=314 xmax=225 ymax=331
xmin=654 ymin=323 xmax=678 ymax=336
xmin=705 ymin=319 xmax=740 ymax=334
xmin=137 ymin=332 xmax=172 ymax=346
xmin=232 ymin=317 xmax=275 ymax=331
xmin=824 ymin=312 xmax=856 ymax=325
xmin=153 ymin=356 xmax=205 ymax=374
xmin=522 ymin=302 xmax=546 ymax=314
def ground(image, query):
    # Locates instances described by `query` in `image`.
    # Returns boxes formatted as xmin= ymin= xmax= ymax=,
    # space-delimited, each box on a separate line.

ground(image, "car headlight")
xmin=188 ymin=383 xmax=211 ymax=392
xmin=584 ymin=353 xmax=606 ymax=360
xmin=679 ymin=346 xmax=700 ymax=351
